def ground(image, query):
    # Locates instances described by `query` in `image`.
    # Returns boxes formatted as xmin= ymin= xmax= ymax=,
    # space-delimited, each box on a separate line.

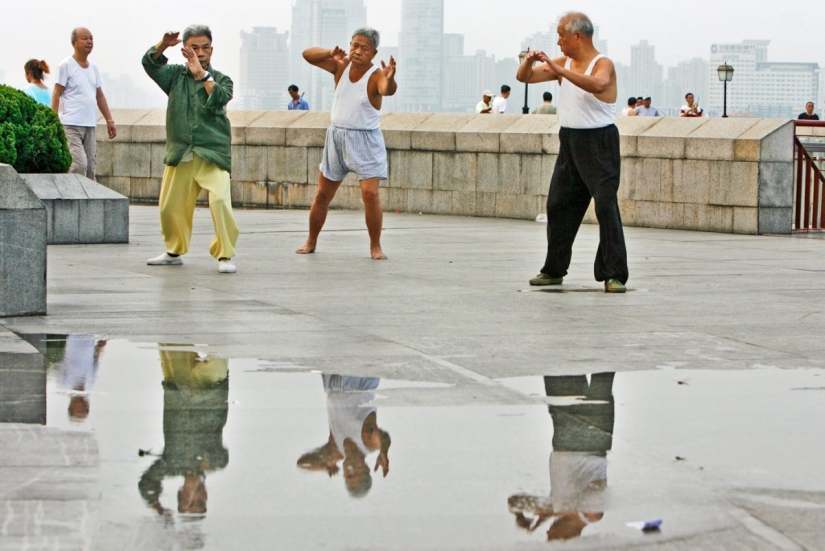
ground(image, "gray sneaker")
xmin=147 ymin=252 xmax=182 ymax=266
xmin=604 ymin=279 xmax=626 ymax=293
xmin=529 ymin=273 xmax=563 ymax=286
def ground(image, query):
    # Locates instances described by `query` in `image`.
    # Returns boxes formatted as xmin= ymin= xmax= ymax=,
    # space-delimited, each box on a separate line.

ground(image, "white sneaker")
xmin=218 ymin=258 xmax=236 ymax=274
xmin=147 ymin=252 xmax=183 ymax=266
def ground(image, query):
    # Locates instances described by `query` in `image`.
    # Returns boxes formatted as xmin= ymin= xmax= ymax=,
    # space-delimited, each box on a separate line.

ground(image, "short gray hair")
xmin=183 ymin=24 xmax=213 ymax=44
xmin=352 ymin=27 xmax=379 ymax=48
xmin=560 ymin=12 xmax=594 ymax=38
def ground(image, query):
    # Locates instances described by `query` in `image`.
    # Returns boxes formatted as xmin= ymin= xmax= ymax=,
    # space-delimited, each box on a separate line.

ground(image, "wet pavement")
xmin=2 ymin=206 xmax=825 ymax=550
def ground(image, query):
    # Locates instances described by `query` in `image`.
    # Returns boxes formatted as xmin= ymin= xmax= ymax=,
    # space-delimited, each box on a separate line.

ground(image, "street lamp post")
xmin=717 ymin=62 xmax=735 ymax=118
xmin=519 ymin=47 xmax=531 ymax=114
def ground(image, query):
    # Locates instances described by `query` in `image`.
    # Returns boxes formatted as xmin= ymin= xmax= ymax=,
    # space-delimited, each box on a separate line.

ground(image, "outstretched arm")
xmin=303 ymin=46 xmax=348 ymax=76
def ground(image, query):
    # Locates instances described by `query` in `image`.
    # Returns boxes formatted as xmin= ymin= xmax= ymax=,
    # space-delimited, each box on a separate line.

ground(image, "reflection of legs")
xmin=360 ymin=177 xmax=386 ymax=260
xmin=158 ymin=162 xmax=200 ymax=255
xmin=296 ymin=173 xmax=342 ymax=254
xmin=191 ymin=155 xmax=239 ymax=260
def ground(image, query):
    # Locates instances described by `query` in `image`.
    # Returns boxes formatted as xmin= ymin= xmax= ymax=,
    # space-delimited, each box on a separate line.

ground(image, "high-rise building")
xmin=239 ymin=27 xmax=290 ymax=110
xmin=290 ymin=0 xmax=367 ymax=111
xmin=630 ymin=40 xmax=663 ymax=105
xmin=709 ymin=40 xmax=819 ymax=117
xmin=398 ymin=0 xmax=444 ymax=112
xmin=445 ymin=50 xmax=496 ymax=113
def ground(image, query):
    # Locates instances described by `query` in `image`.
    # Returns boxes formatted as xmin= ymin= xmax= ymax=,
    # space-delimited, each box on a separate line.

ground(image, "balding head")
xmin=70 ymin=27 xmax=94 ymax=57
xmin=559 ymin=12 xmax=594 ymax=38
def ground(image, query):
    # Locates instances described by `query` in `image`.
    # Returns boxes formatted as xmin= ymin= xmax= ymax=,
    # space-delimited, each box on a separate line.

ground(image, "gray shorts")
xmin=320 ymin=125 xmax=388 ymax=182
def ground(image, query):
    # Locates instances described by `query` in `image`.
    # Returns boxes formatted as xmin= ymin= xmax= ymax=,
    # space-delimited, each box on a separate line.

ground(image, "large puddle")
xmin=3 ymin=335 xmax=825 ymax=550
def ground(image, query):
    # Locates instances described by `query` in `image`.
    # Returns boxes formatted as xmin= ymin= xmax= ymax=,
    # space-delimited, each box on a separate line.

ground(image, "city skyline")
xmin=1 ymin=0 xmax=823 ymax=112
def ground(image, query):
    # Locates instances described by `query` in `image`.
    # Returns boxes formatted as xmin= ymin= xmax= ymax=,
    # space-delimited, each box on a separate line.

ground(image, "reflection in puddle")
xmin=298 ymin=375 xmax=391 ymax=497
xmin=3 ymin=336 xmax=825 ymax=550
xmin=509 ymin=374 xmax=614 ymax=541
xmin=138 ymin=346 xmax=230 ymax=520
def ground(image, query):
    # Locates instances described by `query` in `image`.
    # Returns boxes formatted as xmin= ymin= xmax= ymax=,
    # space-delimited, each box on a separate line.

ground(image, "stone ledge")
xmin=21 ymin=174 xmax=129 ymax=244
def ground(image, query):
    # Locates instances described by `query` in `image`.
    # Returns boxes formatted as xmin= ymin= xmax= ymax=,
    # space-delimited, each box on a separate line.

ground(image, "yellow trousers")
xmin=158 ymin=153 xmax=238 ymax=259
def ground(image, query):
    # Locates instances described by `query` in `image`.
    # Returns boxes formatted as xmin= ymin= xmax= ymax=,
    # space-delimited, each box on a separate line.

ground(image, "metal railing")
xmin=793 ymin=120 xmax=825 ymax=231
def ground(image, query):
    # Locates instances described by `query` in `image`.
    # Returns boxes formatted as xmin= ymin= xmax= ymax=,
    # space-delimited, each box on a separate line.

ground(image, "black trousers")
xmin=541 ymin=124 xmax=629 ymax=284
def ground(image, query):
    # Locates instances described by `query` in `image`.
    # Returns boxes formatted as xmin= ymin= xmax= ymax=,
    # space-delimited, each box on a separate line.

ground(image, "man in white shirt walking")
xmin=52 ymin=27 xmax=116 ymax=180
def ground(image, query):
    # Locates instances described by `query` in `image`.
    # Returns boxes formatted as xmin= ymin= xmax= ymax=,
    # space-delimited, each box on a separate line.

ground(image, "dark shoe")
xmin=605 ymin=279 xmax=626 ymax=293
xmin=529 ymin=273 xmax=563 ymax=286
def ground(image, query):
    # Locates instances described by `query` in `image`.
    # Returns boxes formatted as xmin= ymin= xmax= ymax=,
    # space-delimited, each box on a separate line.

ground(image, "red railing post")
xmin=793 ymin=120 xmax=825 ymax=232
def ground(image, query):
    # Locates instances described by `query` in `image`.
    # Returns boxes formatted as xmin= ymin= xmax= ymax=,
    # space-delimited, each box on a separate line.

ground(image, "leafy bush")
xmin=0 ymin=84 xmax=72 ymax=173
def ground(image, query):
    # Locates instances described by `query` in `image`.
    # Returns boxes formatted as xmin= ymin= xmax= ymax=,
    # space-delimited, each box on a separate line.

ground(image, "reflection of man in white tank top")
xmin=516 ymin=12 xmax=629 ymax=294
xmin=296 ymin=28 xmax=398 ymax=260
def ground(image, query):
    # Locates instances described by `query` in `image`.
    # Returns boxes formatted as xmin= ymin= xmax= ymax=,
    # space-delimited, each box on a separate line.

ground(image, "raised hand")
xmin=330 ymin=45 xmax=348 ymax=66
xmin=160 ymin=31 xmax=181 ymax=49
xmin=374 ymin=451 xmax=389 ymax=477
xmin=525 ymin=50 xmax=543 ymax=64
xmin=380 ymin=56 xmax=396 ymax=80
xmin=181 ymin=46 xmax=206 ymax=79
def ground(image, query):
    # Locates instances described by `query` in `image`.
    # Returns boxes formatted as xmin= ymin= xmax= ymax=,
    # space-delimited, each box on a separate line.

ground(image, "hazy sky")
xmin=1 ymin=0 xmax=822 ymax=94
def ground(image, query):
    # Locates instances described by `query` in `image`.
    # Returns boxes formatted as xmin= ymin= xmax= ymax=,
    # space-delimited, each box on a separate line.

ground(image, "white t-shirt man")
xmin=56 ymin=57 xmax=103 ymax=127
xmin=492 ymin=96 xmax=507 ymax=114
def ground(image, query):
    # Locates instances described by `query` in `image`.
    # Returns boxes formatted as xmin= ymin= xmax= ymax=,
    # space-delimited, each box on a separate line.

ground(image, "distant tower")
xmin=630 ymin=40 xmax=663 ymax=102
xmin=291 ymin=0 xmax=368 ymax=111
xmin=239 ymin=27 xmax=290 ymax=110
xmin=398 ymin=0 xmax=444 ymax=112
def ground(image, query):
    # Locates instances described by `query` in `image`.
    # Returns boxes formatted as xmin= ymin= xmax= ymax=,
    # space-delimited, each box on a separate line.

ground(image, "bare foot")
xmin=371 ymin=245 xmax=387 ymax=260
xmin=295 ymin=242 xmax=316 ymax=254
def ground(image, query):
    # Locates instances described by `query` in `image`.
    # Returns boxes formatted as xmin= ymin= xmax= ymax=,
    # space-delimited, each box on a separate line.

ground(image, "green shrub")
xmin=0 ymin=84 xmax=72 ymax=173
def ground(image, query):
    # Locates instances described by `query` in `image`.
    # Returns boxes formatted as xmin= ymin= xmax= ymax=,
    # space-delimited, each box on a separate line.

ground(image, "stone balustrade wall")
xmin=96 ymin=110 xmax=794 ymax=234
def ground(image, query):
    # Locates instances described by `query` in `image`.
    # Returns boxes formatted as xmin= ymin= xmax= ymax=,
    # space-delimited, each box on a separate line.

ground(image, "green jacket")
xmin=142 ymin=46 xmax=233 ymax=173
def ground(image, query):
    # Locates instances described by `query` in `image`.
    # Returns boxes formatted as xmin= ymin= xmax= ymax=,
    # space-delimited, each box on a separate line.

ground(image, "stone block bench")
xmin=21 ymin=174 xmax=129 ymax=244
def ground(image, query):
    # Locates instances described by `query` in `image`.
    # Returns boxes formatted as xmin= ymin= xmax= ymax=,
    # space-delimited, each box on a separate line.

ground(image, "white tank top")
xmin=330 ymin=63 xmax=381 ymax=130
xmin=557 ymin=54 xmax=616 ymax=129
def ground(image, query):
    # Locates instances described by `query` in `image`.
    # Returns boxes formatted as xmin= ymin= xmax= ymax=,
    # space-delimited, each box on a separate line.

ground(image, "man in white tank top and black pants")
xmin=517 ymin=12 xmax=628 ymax=293
xmin=296 ymin=28 xmax=397 ymax=260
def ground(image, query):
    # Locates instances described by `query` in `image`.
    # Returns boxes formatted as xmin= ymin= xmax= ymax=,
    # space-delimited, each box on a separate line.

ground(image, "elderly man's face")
xmin=806 ymin=102 xmax=815 ymax=115
xmin=349 ymin=35 xmax=376 ymax=65
xmin=185 ymin=35 xmax=213 ymax=69
xmin=556 ymin=19 xmax=580 ymax=57
xmin=483 ymin=94 xmax=492 ymax=103
xmin=72 ymin=28 xmax=94 ymax=55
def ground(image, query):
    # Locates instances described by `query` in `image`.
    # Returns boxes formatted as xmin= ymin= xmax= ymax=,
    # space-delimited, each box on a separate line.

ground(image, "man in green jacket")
xmin=142 ymin=25 xmax=239 ymax=274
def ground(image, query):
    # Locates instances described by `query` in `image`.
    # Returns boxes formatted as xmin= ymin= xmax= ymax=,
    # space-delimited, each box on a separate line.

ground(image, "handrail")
xmin=792 ymin=120 xmax=825 ymax=231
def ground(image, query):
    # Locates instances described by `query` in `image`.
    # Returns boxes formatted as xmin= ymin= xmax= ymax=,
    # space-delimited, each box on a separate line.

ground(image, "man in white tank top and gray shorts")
xmin=296 ymin=28 xmax=397 ymax=260
xmin=516 ymin=12 xmax=629 ymax=293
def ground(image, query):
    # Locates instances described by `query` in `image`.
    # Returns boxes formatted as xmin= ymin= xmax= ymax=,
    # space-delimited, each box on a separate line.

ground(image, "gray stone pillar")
xmin=0 ymin=164 xmax=47 ymax=317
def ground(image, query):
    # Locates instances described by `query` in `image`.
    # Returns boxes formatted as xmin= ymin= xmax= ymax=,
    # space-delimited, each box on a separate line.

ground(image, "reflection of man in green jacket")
xmin=138 ymin=347 xmax=229 ymax=515
xmin=142 ymin=24 xmax=239 ymax=274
